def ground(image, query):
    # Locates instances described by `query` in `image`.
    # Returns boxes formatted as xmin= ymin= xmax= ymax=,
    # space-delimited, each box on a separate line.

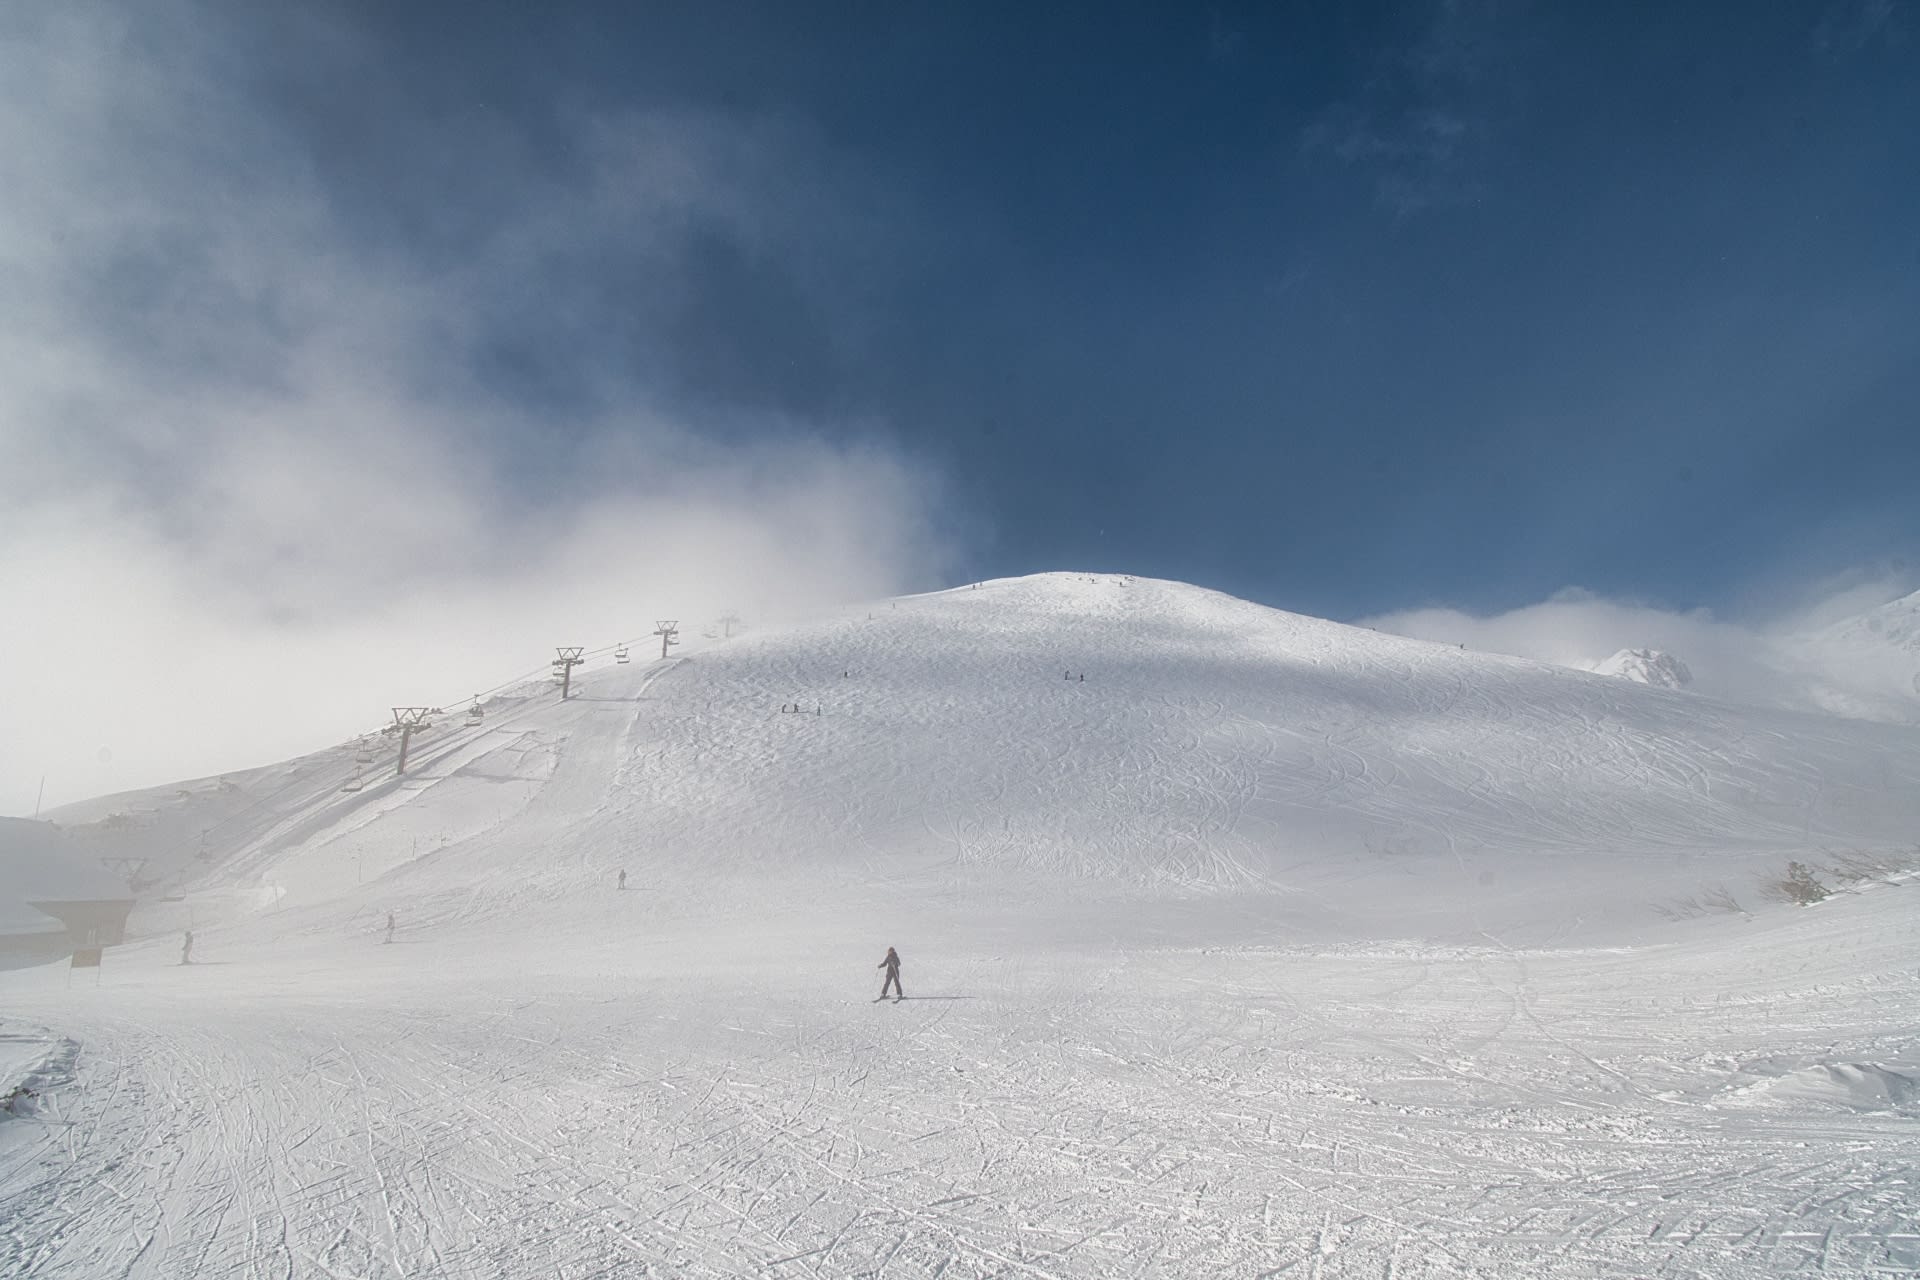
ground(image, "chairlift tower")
xmin=390 ymin=707 xmax=433 ymax=776
xmin=553 ymin=647 xmax=586 ymax=699
xmin=654 ymin=621 xmax=680 ymax=660
xmin=718 ymin=612 xmax=741 ymax=638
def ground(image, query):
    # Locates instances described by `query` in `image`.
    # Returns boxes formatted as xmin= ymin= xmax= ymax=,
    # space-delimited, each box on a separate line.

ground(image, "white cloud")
xmin=1360 ymin=568 xmax=1920 ymax=717
xmin=1360 ymin=589 xmax=1776 ymax=696
xmin=0 ymin=4 xmax=956 ymax=815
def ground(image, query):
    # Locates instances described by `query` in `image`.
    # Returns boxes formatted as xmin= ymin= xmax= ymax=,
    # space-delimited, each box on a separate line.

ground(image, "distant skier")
xmin=617 ymin=868 xmax=627 ymax=891
xmin=384 ymin=912 xmax=395 ymax=945
xmin=878 ymin=946 xmax=903 ymax=1001
xmin=180 ymin=931 xmax=193 ymax=965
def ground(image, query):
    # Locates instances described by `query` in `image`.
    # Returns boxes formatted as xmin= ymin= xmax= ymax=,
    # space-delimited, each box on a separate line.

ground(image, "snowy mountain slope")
xmin=5 ymin=573 xmax=1920 ymax=1279
xmin=32 ymin=572 xmax=1920 ymax=947
xmin=556 ymin=573 xmax=1920 ymax=934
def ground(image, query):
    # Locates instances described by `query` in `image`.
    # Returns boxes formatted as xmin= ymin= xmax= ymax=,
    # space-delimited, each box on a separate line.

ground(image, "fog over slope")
xmin=1371 ymin=583 xmax=1920 ymax=727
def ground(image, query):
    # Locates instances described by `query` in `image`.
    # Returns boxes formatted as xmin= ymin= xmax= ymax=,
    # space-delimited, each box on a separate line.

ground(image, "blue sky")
xmin=217 ymin=0 xmax=1916 ymax=619
xmin=2 ymin=1 xmax=1917 ymax=810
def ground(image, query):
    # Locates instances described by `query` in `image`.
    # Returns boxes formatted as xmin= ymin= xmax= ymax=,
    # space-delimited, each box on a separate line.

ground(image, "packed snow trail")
xmin=2 ymin=889 xmax=1916 ymax=1278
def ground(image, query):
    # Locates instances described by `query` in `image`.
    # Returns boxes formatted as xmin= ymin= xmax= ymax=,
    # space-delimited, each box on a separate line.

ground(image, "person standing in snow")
xmin=878 ymin=946 xmax=903 ymax=1001
xmin=617 ymin=868 xmax=627 ymax=891
xmin=180 ymin=931 xmax=193 ymax=965
xmin=384 ymin=912 xmax=395 ymax=944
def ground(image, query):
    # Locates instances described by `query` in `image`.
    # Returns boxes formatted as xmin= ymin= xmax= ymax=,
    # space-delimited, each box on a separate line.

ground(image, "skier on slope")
xmin=878 ymin=946 xmax=904 ymax=1001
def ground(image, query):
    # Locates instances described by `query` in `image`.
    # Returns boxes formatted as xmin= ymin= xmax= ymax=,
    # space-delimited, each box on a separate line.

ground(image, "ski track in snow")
xmin=5 ymin=574 xmax=1920 ymax=1277
xmin=4 ymin=914 xmax=1918 ymax=1279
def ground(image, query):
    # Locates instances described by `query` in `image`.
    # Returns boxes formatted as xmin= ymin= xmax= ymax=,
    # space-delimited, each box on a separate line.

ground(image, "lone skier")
xmin=878 ymin=946 xmax=903 ymax=1002
xmin=180 ymin=931 xmax=193 ymax=966
xmin=384 ymin=911 xmax=395 ymax=945
xmin=617 ymin=868 xmax=627 ymax=891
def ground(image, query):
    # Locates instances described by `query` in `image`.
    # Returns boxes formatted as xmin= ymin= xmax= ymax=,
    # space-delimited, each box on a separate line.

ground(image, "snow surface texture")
xmin=1591 ymin=647 xmax=1693 ymax=689
xmin=2 ymin=573 xmax=1918 ymax=1278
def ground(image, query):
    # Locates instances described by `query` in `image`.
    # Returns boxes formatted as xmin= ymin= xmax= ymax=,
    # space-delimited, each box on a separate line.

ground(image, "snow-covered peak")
xmin=1591 ymin=647 xmax=1694 ymax=689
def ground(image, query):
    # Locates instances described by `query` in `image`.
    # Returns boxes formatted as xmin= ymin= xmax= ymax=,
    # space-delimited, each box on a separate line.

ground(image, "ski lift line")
xmin=331 ymin=642 xmax=679 ymax=816
xmin=336 ymin=651 xmax=692 ymax=803
xmin=427 ymin=631 xmax=663 ymax=709
xmin=139 ymin=633 xmax=684 ymax=865
xmin=139 ymin=717 xmax=462 ymax=871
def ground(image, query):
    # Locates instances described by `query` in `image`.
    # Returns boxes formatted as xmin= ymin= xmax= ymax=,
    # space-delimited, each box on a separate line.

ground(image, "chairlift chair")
xmin=341 ymin=767 xmax=365 ymax=793
xmin=615 ymin=644 xmax=630 ymax=664
xmin=466 ymin=697 xmax=484 ymax=726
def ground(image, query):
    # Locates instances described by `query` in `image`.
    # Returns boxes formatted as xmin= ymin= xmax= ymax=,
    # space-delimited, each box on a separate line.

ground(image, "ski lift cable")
xmin=439 ymin=631 xmax=661 ymax=708
xmin=443 ymin=624 xmax=691 ymax=710
xmin=146 ymin=628 xmax=689 ymax=864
